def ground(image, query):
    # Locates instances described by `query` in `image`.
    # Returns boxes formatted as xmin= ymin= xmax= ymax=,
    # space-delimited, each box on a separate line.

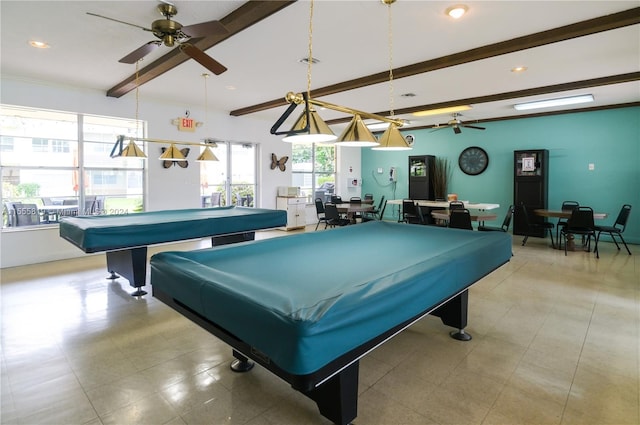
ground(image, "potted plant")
xmin=432 ymin=157 xmax=451 ymax=201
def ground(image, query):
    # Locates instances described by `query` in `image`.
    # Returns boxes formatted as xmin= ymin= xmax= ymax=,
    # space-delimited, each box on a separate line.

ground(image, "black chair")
xmin=594 ymin=204 xmax=632 ymax=258
xmin=479 ymin=205 xmax=513 ymax=232
xmin=314 ymin=198 xmax=328 ymax=230
xmin=362 ymin=195 xmax=386 ymax=222
xmin=14 ymin=204 xmax=41 ymax=226
xmin=350 ymin=197 xmax=363 ymax=220
xmin=402 ymin=199 xmax=422 ymax=224
xmin=514 ymin=203 xmax=555 ymax=248
xmin=377 ymin=200 xmax=388 ymax=221
xmin=556 ymin=201 xmax=579 ymax=241
xmin=560 ymin=206 xmax=596 ymax=256
xmin=363 ymin=193 xmax=374 ymax=202
xmin=324 ymin=203 xmax=350 ymax=228
xmin=448 ymin=209 xmax=473 ymax=230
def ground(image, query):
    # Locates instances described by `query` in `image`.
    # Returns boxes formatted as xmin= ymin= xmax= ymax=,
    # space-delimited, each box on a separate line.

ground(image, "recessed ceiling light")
xmin=29 ymin=40 xmax=50 ymax=49
xmin=511 ymin=66 xmax=528 ymax=73
xmin=413 ymin=105 xmax=472 ymax=117
xmin=445 ymin=4 xmax=468 ymax=19
xmin=514 ymin=94 xmax=594 ymax=111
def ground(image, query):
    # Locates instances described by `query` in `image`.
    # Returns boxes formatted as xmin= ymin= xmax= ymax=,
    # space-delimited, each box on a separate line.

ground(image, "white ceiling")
xmin=1 ymin=1 xmax=639 ymax=134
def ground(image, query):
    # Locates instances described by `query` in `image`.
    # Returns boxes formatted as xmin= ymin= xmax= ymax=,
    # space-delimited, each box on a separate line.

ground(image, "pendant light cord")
xmin=135 ymin=60 xmax=141 ymax=138
xmin=306 ymin=0 xmax=314 ymax=101
xmin=387 ymin=1 xmax=395 ymax=119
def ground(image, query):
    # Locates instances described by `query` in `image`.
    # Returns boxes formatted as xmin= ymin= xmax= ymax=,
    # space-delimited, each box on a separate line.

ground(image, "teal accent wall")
xmin=361 ymin=106 xmax=640 ymax=244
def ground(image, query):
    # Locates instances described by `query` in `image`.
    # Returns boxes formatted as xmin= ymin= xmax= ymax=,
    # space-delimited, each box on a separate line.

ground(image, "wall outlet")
xmin=377 ymin=167 xmax=383 ymax=174
xmin=589 ymin=163 xmax=595 ymax=171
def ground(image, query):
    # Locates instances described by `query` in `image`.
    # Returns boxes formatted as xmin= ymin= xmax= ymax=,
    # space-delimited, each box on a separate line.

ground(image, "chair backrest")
xmin=331 ymin=195 xmax=343 ymax=204
xmin=561 ymin=201 xmax=580 ymax=212
xmin=449 ymin=209 xmax=473 ymax=230
xmin=402 ymin=199 xmax=418 ymax=216
xmin=315 ymin=198 xmax=325 ymax=214
xmin=567 ymin=206 xmax=595 ymax=230
xmin=376 ymin=195 xmax=386 ymax=211
xmin=449 ymin=201 xmax=465 ymax=210
xmin=62 ymin=199 xmax=78 ymax=205
xmin=41 ymin=197 xmax=53 ymax=206
xmin=364 ymin=193 xmax=374 ymax=201
xmin=15 ymin=204 xmax=40 ymax=226
xmin=350 ymin=197 xmax=361 ymax=204
xmin=614 ymin=204 xmax=632 ymax=231
xmin=4 ymin=202 xmax=22 ymax=227
xmin=378 ymin=200 xmax=388 ymax=220
xmin=324 ymin=203 xmax=340 ymax=221
xmin=211 ymin=192 xmax=222 ymax=207
xmin=501 ymin=205 xmax=514 ymax=230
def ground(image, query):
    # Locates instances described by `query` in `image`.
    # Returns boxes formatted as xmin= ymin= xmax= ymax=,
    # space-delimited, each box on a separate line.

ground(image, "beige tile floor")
xmin=1 ymin=225 xmax=638 ymax=425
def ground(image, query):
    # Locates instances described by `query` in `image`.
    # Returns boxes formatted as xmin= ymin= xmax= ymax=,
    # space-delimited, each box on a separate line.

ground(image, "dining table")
xmin=335 ymin=202 xmax=375 ymax=223
xmin=533 ymin=209 xmax=608 ymax=251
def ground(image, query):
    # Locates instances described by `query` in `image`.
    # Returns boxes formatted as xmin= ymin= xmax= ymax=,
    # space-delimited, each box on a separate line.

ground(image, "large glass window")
xmin=291 ymin=143 xmax=335 ymax=204
xmin=1 ymin=105 xmax=145 ymax=229
xmin=200 ymin=142 xmax=257 ymax=208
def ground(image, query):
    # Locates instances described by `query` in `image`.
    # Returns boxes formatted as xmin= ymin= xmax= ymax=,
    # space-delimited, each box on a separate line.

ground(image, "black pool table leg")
xmin=301 ymin=361 xmax=359 ymax=425
xmin=211 ymin=231 xmax=256 ymax=246
xmin=432 ymin=289 xmax=472 ymax=341
xmin=105 ymin=247 xmax=148 ymax=296
xmin=230 ymin=349 xmax=255 ymax=372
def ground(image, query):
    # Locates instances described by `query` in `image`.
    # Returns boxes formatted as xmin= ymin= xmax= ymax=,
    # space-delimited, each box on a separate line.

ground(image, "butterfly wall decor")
xmin=161 ymin=147 xmax=190 ymax=169
xmin=270 ymin=153 xmax=288 ymax=172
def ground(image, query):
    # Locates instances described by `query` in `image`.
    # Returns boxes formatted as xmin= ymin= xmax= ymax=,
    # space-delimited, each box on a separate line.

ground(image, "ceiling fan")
xmin=87 ymin=2 xmax=228 ymax=75
xmin=430 ymin=113 xmax=486 ymax=134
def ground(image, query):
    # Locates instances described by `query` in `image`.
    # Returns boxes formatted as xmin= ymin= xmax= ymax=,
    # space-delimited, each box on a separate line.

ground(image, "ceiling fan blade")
xmin=179 ymin=43 xmax=227 ymax=75
xmin=462 ymin=124 xmax=486 ymax=130
xmin=86 ymin=12 xmax=153 ymax=32
xmin=453 ymin=126 xmax=462 ymax=134
xmin=182 ymin=20 xmax=228 ymax=38
xmin=119 ymin=41 xmax=162 ymax=64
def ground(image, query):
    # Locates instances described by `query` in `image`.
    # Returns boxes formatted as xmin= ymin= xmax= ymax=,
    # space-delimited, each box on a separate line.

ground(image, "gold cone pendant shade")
xmin=336 ymin=115 xmax=379 ymax=147
xmin=371 ymin=123 xmax=412 ymax=150
xmin=159 ymin=143 xmax=187 ymax=161
xmin=282 ymin=107 xmax=337 ymax=143
xmin=121 ymin=140 xmax=147 ymax=158
xmin=196 ymin=146 xmax=219 ymax=161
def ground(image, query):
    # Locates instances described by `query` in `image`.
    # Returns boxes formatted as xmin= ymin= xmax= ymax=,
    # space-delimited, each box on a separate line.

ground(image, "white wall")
xmin=0 ymin=76 xmax=361 ymax=267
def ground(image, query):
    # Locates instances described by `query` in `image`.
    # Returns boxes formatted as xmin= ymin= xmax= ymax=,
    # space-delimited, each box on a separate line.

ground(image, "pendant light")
xmin=372 ymin=0 xmax=411 ymax=151
xmin=335 ymin=114 xmax=379 ymax=147
xmin=197 ymin=73 xmax=219 ymax=161
xmin=159 ymin=143 xmax=187 ymax=161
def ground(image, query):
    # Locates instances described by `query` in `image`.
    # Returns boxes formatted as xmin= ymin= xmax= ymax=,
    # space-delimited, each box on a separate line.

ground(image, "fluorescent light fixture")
xmin=412 ymin=105 xmax=472 ymax=117
xmin=514 ymin=94 xmax=594 ymax=111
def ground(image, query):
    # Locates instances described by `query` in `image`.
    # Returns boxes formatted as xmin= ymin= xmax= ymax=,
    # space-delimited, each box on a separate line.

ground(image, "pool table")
xmin=150 ymin=221 xmax=512 ymax=424
xmin=59 ymin=206 xmax=286 ymax=295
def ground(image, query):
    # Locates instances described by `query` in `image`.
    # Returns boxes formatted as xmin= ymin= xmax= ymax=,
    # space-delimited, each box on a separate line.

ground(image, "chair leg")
xmin=618 ymin=234 xmax=632 ymax=255
xmin=315 ymin=221 xmax=320 ymax=231
xmin=548 ymin=229 xmax=556 ymax=249
xmin=522 ymin=235 xmax=529 ymax=246
xmin=594 ymin=231 xmax=600 ymax=258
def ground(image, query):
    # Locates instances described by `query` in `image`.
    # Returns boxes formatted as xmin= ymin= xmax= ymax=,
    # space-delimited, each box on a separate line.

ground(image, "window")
xmin=200 ymin=142 xmax=257 ymax=208
xmin=1 ymin=105 xmax=145 ymax=229
xmin=291 ymin=143 xmax=335 ymax=204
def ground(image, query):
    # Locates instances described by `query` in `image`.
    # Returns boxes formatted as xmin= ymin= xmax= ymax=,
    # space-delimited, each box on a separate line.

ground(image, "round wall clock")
xmin=458 ymin=146 xmax=489 ymax=175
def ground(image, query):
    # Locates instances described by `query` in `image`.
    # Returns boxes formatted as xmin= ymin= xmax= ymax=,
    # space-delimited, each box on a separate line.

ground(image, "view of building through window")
xmin=1 ymin=105 xmax=145 ymax=229
xmin=291 ymin=142 xmax=335 ymax=204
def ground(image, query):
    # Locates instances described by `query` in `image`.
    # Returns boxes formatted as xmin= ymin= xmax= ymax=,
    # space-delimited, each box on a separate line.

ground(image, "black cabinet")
xmin=513 ymin=149 xmax=549 ymax=236
xmin=408 ymin=155 xmax=436 ymax=200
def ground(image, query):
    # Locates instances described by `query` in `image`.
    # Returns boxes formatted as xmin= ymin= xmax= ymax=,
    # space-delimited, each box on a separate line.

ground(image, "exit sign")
xmin=179 ymin=117 xmax=196 ymax=132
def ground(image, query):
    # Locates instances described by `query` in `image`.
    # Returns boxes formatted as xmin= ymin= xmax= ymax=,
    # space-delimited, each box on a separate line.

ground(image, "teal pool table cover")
xmin=59 ymin=206 xmax=286 ymax=253
xmin=150 ymin=221 xmax=512 ymax=375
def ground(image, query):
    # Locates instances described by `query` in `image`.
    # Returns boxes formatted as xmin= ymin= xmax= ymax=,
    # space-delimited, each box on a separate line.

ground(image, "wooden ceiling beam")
xmin=230 ymin=7 xmax=640 ymax=117
xmin=106 ymin=1 xmax=296 ymax=98
xmin=324 ymin=72 xmax=640 ymax=125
